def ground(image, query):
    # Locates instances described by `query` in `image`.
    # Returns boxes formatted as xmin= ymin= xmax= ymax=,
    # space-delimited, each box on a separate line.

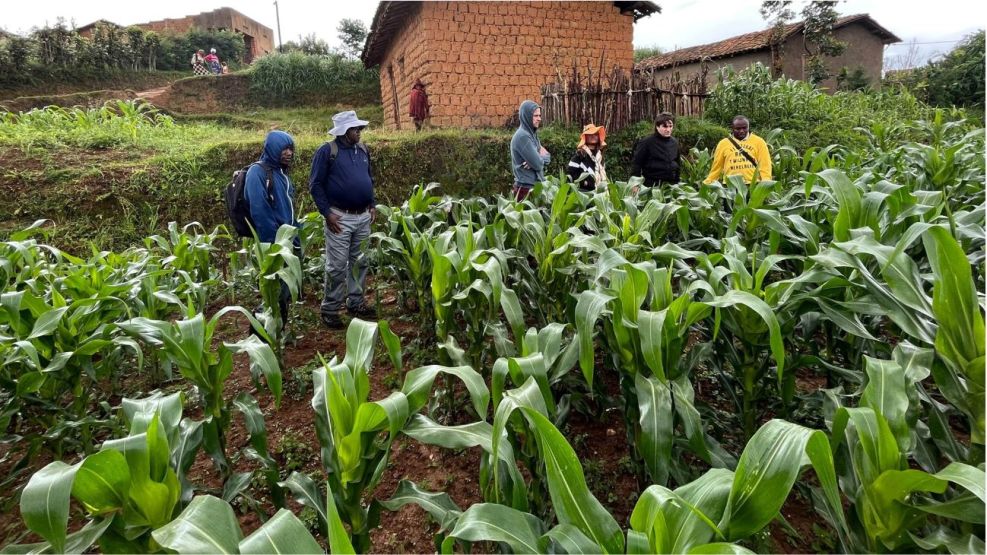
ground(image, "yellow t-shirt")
xmin=704 ymin=133 xmax=772 ymax=184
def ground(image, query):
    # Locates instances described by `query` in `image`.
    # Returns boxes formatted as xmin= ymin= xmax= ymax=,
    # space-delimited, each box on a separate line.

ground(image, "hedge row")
xmin=2 ymin=117 xmax=727 ymax=250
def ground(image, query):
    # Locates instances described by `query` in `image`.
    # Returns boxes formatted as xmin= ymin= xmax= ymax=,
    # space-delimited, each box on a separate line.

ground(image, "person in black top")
xmin=631 ymin=112 xmax=680 ymax=188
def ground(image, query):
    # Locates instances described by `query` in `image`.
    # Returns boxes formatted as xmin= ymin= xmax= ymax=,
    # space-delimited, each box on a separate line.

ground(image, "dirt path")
xmin=135 ymin=85 xmax=172 ymax=107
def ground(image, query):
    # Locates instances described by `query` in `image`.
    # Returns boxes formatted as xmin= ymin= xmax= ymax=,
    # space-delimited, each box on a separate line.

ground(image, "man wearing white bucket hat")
xmin=308 ymin=110 xmax=376 ymax=329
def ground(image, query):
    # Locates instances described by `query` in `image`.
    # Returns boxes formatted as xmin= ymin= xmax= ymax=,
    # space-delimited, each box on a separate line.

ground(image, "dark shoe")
xmin=347 ymin=303 xmax=377 ymax=320
xmin=320 ymin=312 xmax=344 ymax=330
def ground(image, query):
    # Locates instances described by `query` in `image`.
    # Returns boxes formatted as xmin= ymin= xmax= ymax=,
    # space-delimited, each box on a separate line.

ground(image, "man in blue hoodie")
xmin=245 ymin=129 xmax=298 ymax=322
xmin=309 ymin=111 xmax=376 ymax=329
xmin=510 ymin=99 xmax=551 ymax=201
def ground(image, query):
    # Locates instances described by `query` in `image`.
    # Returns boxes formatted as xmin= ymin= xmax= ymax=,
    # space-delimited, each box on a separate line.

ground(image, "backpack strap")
xmin=253 ymin=162 xmax=275 ymax=206
xmin=726 ymin=135 xmax=758 ymax=167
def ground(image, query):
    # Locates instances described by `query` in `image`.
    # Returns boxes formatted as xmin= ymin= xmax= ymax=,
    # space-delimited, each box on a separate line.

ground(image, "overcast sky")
xmin=3 ymin=1 xmax=983 ymax=68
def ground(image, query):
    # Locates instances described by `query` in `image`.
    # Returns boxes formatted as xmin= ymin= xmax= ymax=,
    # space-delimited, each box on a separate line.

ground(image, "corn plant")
xmin=280 ymin=318 xmax=487 ymax=552
xmin=117 ymin=308 xmax=281 ymax=477
xmin=11 ymin=396 xmax=188 ymax=553
xmin=151 ymin=495 xmax=323 ymax=554
xmin=443 ymin=395 xmax=851 ymax=554
xmin=245 ymin=224 xmax=302 ymax=353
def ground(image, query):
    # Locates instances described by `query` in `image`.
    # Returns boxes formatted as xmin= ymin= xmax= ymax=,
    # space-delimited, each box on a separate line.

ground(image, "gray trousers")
xmin=321 ymin=209 xmax=371 ymax=315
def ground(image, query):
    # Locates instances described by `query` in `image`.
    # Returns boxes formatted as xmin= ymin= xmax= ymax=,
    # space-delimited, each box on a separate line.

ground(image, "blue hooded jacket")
xmin=245 ymin=130 xmax=297 ymax=243
xmin=510 ymin=100 xmax=551 ymax=186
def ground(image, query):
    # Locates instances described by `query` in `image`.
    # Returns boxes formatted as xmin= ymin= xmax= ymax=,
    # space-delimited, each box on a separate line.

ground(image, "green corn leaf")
xmin=342 ymin=318 xmax=378 ymax=376
xmin=721 ymin=420 xmax=846 ymax=545
xmin=639 ymin=309 xmax=669 ymax=381
xmin=227 ymin=337 xmax=282 ymax=408
xmin=279 ymin=472 xmax=327 ymax=532
xmin=152 ymin=495 xmax=243 ymax=554
xmin=688 ymin=542 xmax=755 ymax=554
xmin=635 ymin=372 xmax=673 ymax=486
xmin=910 ymin=528 xmax=986 ymax=555
xmin=402 ymin=364 xmax=489 ymax=417
xmin=71 ymin=449 xmax=130 ymax=516
xmin=377 ymin=320 xmax=403 ymax=372
xmin=934 ymin=462 xmax=986 ymax=503
xmin=20 ymin=461 xmax=81 ymax=553
xmin=239 ymin=508 xmax=324 ymax=554
xmin=27 ymin=306 xmax=68 ymax=339
xmin=574 ymin=290 xmax=613 ymax=391
xmin=521 ymin=407 xmax=624 ymax=553
xmin=379 ymin=480 xmax=462 ymax=533
xmin=859 ymin=357 xmax=910 ymax=452
xmin=544 ymin=523 xmax=601 ymax=554
xmin=326 ymin=481 xmax=356 ymax=555
xmin=707 ymin=291 xmax=785 ymax=384
xmin=446 ymin=503 xmax=544 ymax=554
xmin=0 ymin=517 xmax=113 ymax=555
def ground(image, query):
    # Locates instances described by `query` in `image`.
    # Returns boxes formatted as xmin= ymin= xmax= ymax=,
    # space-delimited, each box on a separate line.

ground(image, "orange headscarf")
xmin=577 ymin=123 xmax=607 ymax=149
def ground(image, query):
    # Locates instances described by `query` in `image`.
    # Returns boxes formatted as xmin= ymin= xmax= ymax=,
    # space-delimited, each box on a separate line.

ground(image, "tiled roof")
xmin=636 ymin=13 xmax=900 ymax=71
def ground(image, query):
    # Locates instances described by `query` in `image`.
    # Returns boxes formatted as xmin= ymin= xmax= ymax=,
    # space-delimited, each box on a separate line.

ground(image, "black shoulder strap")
xmin=329 ymin=140 xmax=338 ymax=162
xmin=254 ymin=162 xmax=275 ymax=205
xmin=726 ymin=135 xmax=758 ymax=167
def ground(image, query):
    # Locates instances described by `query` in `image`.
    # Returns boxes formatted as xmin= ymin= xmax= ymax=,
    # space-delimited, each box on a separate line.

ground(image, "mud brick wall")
xmin=377 ymin=1 xmax=636 ymax=130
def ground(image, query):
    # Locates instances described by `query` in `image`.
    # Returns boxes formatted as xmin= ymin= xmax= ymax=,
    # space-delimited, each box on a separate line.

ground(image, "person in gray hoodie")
xmin=510 ymin=99 xmax=551 ymax=201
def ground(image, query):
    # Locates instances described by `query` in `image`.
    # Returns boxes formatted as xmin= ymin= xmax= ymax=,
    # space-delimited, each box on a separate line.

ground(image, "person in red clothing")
xmin=409 ymin=79 xmax=430 ymax=131
xmin=204 ymin=48 xmax=221 ymax=75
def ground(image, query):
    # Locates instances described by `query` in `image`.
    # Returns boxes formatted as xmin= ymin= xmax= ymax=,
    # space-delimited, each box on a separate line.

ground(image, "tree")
xmin=799 ymin=1 xmax=847 ymax=84
xmin=760 ymin=0 xmax=795 ymax=78
xmin=336 ymin=18 xmax=367 ymax=59
xmin=924 ymin=30 xmax=985 ymax=108
xmin=284 ymin=33 xmax=331 ymax=56
xmin=835 ymin=66 xmax=869 ymax=91
xmin=760 ymin=0 xmax=847 ymax=85
xmin=634 ymin=44 xmax=664 ymax=63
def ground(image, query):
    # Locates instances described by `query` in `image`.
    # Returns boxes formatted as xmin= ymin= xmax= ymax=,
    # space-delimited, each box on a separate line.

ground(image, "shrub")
xmin=249 ymin=52 xmax=380 ymax=106
xmin=705 ymin=63 xmax=934 ymax=151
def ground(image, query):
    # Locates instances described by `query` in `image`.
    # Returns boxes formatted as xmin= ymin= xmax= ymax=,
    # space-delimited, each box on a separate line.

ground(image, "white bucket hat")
xmin=328 ymin=111 xmax=370 ymax=136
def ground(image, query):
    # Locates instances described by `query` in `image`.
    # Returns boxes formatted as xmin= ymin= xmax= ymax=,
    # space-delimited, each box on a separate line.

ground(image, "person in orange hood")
xmin=566 ymin=123 xmax=608 ymax=191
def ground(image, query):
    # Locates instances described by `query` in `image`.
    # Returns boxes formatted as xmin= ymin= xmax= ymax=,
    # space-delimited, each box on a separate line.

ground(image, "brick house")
xmin=635 ymin=14 xmax=900 ymax=91
xmin=79 ymin=8 xmax=274 ymax=63
xmin=362 ymin=1 xmax=659 ymax=130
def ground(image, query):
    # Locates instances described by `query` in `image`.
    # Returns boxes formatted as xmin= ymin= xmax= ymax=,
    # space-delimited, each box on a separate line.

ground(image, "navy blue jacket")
xmin=245 ymin=130 xmax=297 ymax=243
xmin=308 ymin=137 xmax=375 ymax=215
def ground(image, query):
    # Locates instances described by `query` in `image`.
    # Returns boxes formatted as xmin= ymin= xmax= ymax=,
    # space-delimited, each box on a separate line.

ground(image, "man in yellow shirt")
xmin=704 ymin=116 xmax=772 ymax=184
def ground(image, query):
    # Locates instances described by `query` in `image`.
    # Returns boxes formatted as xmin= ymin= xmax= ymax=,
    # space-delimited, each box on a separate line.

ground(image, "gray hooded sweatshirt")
xmin=510 ymin=100 xmax=551 ymax=186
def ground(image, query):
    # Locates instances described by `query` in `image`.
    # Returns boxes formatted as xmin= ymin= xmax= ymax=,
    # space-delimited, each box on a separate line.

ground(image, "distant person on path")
xmin=308 ymin=111 xmax=377 ymax=330
xmin=204 ymin=48 xmax=221 ymax=74
xmin=631 ymin=112 xmax=680 ymax=188
xmin=510 ymin=99 xmax=550 ymax=201
xmin=409 ymin=78 xmax=430 ymax=131
xmin=245 ymin=130 xmax=298 ymax=321
xmin=191 ymin=49 xmax=208 ymax=76
xmin=566 ymin=123 xmax=608 ymax=192
xmin=221 ymin=62 xmax=230 ymax=75
xmin=704 ymin=115 xmax=772 ymax=185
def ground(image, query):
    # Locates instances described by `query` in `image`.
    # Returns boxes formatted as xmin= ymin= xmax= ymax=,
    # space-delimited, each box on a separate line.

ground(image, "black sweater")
xmin=631 ymin=134 xmax=680 ymax=186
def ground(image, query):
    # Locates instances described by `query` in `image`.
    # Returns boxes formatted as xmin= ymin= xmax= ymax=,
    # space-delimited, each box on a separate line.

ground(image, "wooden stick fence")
xmin=541 ymin=60 xmax=709 ymax=133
